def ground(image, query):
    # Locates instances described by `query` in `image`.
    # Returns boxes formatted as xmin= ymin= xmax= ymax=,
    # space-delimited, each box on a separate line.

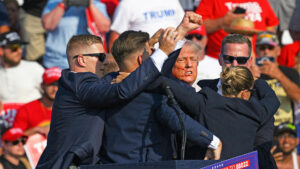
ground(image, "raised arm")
xmin=252 ymin=79 xmax=280 ymax=120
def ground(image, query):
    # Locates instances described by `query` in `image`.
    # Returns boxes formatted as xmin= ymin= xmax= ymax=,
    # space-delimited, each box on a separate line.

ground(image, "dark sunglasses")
xmin=258 ymin=45 xmax=275 ymax=51
xmin=6 ymin=137 xmax=27 ymax=146
xmin=73 ymin=53 xmax=106 ymax=62
xmin=4 ymin=44 xmax=21 ymax=52
xmin=222 ymin=54 xmax=250 ymax=64
xmin=185 ymin=34 xmax=203 ymax=41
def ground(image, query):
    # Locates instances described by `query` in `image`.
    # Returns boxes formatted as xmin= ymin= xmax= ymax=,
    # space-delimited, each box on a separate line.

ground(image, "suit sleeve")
xmin=162 ymin=77 xmax=205 ymax=117
xmin=252 ymin=79 xmax=280 ymax=121
xmin=156 ymin=97 xmax=213 ymax=148
xmin=78 ymin=49 xmax=181 ymax=108
xmin=78 ymin=58 xmax=159 ymax=108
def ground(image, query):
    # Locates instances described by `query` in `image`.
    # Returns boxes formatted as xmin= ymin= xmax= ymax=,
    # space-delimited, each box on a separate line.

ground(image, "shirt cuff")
xmin=150 ymin=40 xmax=186 ymax=72
xmin=208 ymin=135 xmax=221 ymax=150
xmin=150 ymin=48 xmax=168 ymax=72
xmin=175 ymin=40 xmax=185 ymax=50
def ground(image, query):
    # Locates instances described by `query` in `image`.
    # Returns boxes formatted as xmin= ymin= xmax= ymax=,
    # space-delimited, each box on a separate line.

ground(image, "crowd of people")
xmin=0 ymin=0 xmax=300 ymax=169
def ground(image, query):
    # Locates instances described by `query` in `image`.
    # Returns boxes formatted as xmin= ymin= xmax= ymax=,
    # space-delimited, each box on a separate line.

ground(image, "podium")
xmin=80 ymin=151 xmax=258 ymax=169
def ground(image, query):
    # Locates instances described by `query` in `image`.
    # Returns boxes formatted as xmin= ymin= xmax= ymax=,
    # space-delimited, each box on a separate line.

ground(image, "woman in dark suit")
xmin=165 ymin=66 xmax=279 ymax=159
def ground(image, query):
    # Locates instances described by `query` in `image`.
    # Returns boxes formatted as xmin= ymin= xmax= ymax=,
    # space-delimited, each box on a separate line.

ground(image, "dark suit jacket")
xmin=163 ymin=77 xmax=279 ymax=160
xmin=197 ymin=78 xmax=279 ymax=169
xmin=100 ymin=89 xmax=213 ymax=163
xmin=36 ymin=58 xmax=161 ymax=169
xmin=198 ymin=78 xmax=276 ymax=146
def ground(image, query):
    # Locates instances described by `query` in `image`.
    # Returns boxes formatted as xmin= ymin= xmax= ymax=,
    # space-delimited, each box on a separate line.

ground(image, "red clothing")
xmin=12 ymin=100 xmax=51 ymax=131
xmin=196 ymin=0 xmax=279 ymax=59
xmin=277 ymin=41 xmax=300 ymax=68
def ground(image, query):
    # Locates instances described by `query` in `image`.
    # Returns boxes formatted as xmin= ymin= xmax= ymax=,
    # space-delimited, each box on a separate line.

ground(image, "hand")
xmin=25 ymin=126 xmax=50 ymax=137
xmin=270 ymin=145 xmax=283 ymax=162
xmin=222 ymin=8 xmax=245 ymax=27
xmin=250 ymin=63 xmax=261 ymax=80
xmin=259 ymin=61 xmax=283 ymax=79
xmin=149 ymin=28 xmax=164 ymax=48
xmin=176 ymin=12 xmax=203 ymax=40
xmin=205 ymin=141 xmax=222 ymax=160
xmin=159 ymin=27 xmax=179 ymax=56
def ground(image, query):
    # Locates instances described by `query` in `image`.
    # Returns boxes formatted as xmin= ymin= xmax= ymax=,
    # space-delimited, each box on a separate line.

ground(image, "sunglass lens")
xmin=223 ymin=55 xmax=234 ymax=63
xmin=237 ymin=58 xmax=248 ymax=64
xmin=98 ymin=54 xmax=106 ymax=62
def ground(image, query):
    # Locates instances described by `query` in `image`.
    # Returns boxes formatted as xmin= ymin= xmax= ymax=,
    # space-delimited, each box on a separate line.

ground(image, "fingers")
xmin=270 ymin=145 xmax=277 ymax=154
xmin=159 ymin=27 xmax=179 ymax=55
xmin=149 ymin=28 xmax=164 ymax=47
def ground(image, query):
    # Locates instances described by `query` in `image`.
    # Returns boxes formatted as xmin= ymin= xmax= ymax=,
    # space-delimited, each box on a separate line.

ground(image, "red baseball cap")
xmin=2 ymin=128 xmax=25 ymax=141
xmin=43 ymin=67 xmax=62 ymax=85
xmin=188 ymin=25 xmax=206 ymax=36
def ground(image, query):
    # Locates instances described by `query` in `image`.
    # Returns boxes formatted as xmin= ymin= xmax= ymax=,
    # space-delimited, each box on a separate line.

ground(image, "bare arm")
xmin=24 ymin=126 xmax=50 ymax=137
xmin=42 ymin=1 xmax=66 ymax=30
xmin=109 ymin=31 xmax=120 ymax=52
xmin=89 ymin=0 xmax=111 ymax=33
xmin=260 ymin=61 xmax=300 ymax=102
xmin=204 ymin=9 xmax=244 ymax=34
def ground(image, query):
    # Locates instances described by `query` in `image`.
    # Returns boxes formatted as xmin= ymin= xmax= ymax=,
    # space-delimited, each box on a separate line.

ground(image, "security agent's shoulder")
xmin=102 ymin=71 xmax=119 ymax=83
xmin=197 ymin=78 xmax=219 ymax=90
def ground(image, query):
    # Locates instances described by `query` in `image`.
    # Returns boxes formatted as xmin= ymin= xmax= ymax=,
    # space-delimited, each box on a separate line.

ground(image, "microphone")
xmin=162 ymin=82 xmax=177 ymax=105
xmin=162 ymin=81 xmax=187 ymax=160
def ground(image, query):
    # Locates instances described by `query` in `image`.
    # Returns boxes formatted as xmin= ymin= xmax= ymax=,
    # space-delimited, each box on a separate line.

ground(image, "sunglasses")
xmin=185 ymin=34 xmax=203 ymax=41
xmin=73 ymin=53 xmax=106 ymax=62
xmin=6 ymin=137 xmax=27 ymax=146
xmin=222 ymin=54 xmax=250 ymax=64
xmin=258 ymin=45 xmax=275 ymax=51
xmin=4 ymin=44 xmax=21 ymax=52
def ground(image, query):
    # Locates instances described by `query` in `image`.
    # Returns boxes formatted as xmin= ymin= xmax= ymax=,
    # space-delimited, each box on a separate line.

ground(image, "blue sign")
xmin=201 ymin=151 xmax=259 ymax=169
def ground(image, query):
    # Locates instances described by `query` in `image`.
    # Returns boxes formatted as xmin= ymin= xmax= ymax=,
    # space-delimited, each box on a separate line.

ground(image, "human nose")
xmin=186 ymin=58 xmax=192 ymax=68
xmin=232 ymin=59 xmax=239 ymax=66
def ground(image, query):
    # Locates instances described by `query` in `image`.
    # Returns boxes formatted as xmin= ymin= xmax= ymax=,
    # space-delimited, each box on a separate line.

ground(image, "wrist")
xmin=176 ymin=26 xmax=187 ymax=40
xmin=58 ymin=2 xmax=66 ymax=11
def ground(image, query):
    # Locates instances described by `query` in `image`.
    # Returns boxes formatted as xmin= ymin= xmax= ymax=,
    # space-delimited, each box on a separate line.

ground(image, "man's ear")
xmin=137 ymin=55 xmax=143 ymax=65
xmin=77 ymin=55 xmax=87 ymax=67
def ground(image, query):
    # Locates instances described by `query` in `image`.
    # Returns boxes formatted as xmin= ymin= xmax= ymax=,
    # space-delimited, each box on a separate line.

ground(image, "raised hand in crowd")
xmin=250 ymin=63 xmax=261 ymax=80
xmin=270 ymin=145 xmax=284 ymax=163
xmin=259 ymin=61 xmax=282 ymax=79
xmin=222 ymin=8 xmax=245 ymax=28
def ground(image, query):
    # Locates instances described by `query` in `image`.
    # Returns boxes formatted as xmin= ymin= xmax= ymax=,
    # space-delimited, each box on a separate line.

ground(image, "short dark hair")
xmin=66 ymin=34 xmax=103 ymax=64
xmin=66 ymin=34 xmax=103 ymax=57
xmin=221 ymin=34 xmax=252 ymax=57
xmin=111 ymin=30 xmax=149 ymax=67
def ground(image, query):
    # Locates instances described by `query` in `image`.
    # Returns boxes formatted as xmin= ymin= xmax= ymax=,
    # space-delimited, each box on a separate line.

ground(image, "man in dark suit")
xmin=100 ymin=18 xmax=222 ymax=163
xmin=197 ymin=34 xmax=279 ymax=168
xmin=36 ymin=28 xmax=179 ymax=168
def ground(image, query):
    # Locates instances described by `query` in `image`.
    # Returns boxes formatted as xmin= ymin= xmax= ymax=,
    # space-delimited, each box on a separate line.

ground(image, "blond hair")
xmin=220 ymin=66 xmax=254 ymax=97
